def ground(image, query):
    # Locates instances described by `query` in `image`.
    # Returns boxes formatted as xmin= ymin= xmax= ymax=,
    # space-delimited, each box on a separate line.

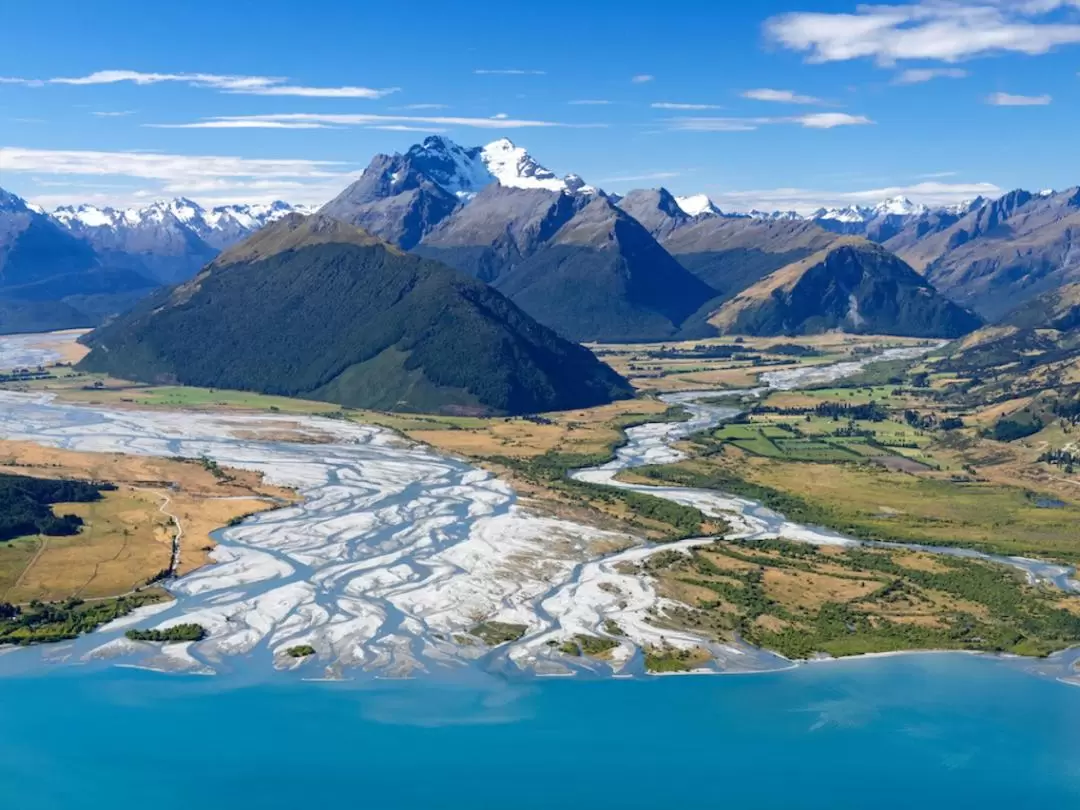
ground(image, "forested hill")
xmin=78 ymin=214 xmax=634 ymax=415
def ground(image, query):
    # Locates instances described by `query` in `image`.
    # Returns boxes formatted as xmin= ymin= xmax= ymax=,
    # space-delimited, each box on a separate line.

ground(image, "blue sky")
xmin=1 ymin=0 xmax=1078 ymax=212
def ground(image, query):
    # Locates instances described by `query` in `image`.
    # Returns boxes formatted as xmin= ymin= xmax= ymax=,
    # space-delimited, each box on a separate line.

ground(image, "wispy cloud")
xmin=669 ymin=112 xmax=872 ymax=131
xmin=918 ymin=171 xmax=959 ymax=179
xmin=894 ymin=68 xmax=969 ymax=85
xmin=148 ymin=112 xmax=605 ymax=130
xmin=92 ymin=110 xmax=136 ymax=117
xmin=0 ymin=146 xmax=358 ymax=207
xmin=986 ymin=91 xmax=1052 ymax=105
xmin=240 ymin=85 xmax=399 ymax=98
xmin=765 ymin=2 xmax=1080 ymax=65
xmin=0 ymin=69 xmax=398 ymax=98
xmin=568 ymin=99 xmax=612 ymax=105
xmin=474 ymin=69 xmax=546 ymax=75
xmin=651 ymin=102 xmax=724 ymax=110
xmin=170 ymin=120 xmax=338 ymax=129
xmin=395 ymin=103 xmax=449 ymax=110
xmin=631 ymin=74 xmax=655 ymax=83
xmin=741 ymin=88 xmax=824 ymax=105
xmin=711 ymin=180 xmax=1002 ymax=215
xmin=367 ymin=125 xmax=448 ymax=132
xmin=598 ymin=170 xmax=683 ymax=183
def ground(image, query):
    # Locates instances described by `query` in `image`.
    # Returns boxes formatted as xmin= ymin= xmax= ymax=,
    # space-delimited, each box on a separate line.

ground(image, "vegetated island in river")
xmin=125 ymin=624 xmax=206 ymax=643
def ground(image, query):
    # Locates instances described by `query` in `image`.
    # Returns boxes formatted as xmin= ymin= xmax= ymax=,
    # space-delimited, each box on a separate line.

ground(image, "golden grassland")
xmin=0 ymin=440 xmax=293 ymax=603
xmin=588 ymin=333 xmax=925 ymax=392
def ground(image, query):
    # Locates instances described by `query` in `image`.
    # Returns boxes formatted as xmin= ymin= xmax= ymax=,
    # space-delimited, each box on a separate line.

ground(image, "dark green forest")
xmin=80 ymin=234 xmax=633 ymax=415
xmin=0 ymin=473 xmax=113 ymax=542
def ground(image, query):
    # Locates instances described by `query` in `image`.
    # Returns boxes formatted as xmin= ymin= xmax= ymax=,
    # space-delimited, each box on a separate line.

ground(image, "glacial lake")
xmin=1 ymin=654 xmax=1078 ymax=809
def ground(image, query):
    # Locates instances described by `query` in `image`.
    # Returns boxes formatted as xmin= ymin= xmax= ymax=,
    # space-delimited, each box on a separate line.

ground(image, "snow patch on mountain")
xmin=480 ymin=138 xmax=593 ymax=194
xmin=675 ymin=194 xmax=721 ymax=217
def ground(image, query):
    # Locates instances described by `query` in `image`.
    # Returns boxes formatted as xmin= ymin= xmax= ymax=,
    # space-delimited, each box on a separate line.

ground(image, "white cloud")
xmin=668 ymin=112 xmax=872 ymax=131
xmin=569 ymin=99 xmax=612 ymax=105
xmin=894 ymin=67 xmax=969 ymax=84
xmin=741 ymin=88 xmax=824 ymax=104
xmin=92 ymin=110 xmax=136 ymax=117
xmin=0 ymin=69 xmax=398 ymax=98
xmin=0 ymin=146 xmax=356 ymax=207
xmin=395 ymin=103 xmax=449 ymax=110
xmin=765 ymin=2 xmax=1080 ymax=65
xmin=651 ymin=102 xmax=724 ymax=110
xmin=149 ymin=112 xmax=605 ymax=130
xmin=491 ymin=113 xmax=509 ymax=119
xmin=236 ymin=85 xmax=400 ymax=98
xmin=474 ymin=69 xmax=546 ymax=75
xmin=631 ymin=74 xmax=655 ymax=83
xmin=986 ymin=91 xmax=1053 ymax=104
xmin=798 ymin=112 xmax=872 ymax=128
xmin=711 ymin=180 xmax=1003 ymax=215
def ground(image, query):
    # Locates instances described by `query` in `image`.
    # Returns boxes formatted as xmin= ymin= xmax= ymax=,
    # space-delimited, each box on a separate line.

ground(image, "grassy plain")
xmin=0 ymin=440 xmax=291 ymax=604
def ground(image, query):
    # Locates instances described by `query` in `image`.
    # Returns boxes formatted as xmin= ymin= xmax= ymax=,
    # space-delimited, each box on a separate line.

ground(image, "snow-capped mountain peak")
xmin=813 ymin=205 xmax=873 ymax=224
xmin=748 ymin=209 xmax=802 ymax=221
xmin=52 ymin=203 xmax=119 ymax=228
xmin=479 ymin=138 xmax=592 ymax=194
xmin=0 ymin=187 xmax=41 ymax=215
xmin=404 ymin=136 xmax=492 ymax=199
xmin=49 ymin=198 xmax=310 ymax=251
xmin=397 ymin=135 xmax=594 ymax=199
xmin=872 ymin=196 xmax=928 ymax=217
xmin=675 ymin=194 xmax=721 ymax=218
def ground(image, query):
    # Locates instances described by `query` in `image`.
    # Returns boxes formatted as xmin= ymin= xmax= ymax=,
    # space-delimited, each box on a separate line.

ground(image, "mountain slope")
xmin=708 ymin=238 xmax=982 ymax=338
xmin=0 ymin=188 xmax=157 ymax=334
xmin=661 ymin=215 xmax=839 ymax=300
xmin=894 ymin=189 xmax=1080 ymax=320
xmin=933 ymin=283 xmax=1080 ymax=406
xmin=78 ymin=215 xmax=633 ymax=415
xmin=413 ymin=184 xmax=588 ymax=282
xmin=617 ymin=188 xmax=695 ymax=241
xmin=319 ymin=152 xmax=462 ymax=249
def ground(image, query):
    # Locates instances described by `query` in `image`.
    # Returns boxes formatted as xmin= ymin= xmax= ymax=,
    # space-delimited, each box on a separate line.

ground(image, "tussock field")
xmin=0 ymin=440 xmax=291 ymax=603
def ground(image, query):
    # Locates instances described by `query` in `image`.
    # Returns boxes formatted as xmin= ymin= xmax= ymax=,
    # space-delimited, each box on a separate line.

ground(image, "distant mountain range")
xmin=79 ymin=214 xmax=633 ymax=415
xmin=6 ymin=134 xmax=1080 ymax=345
xmin=0 ymin=192 xmax=309 ymax=334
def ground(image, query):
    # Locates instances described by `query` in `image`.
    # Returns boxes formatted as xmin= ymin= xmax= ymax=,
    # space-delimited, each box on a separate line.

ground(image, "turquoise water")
xmin=2 ymin=654 xmax=1078 ymax=809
